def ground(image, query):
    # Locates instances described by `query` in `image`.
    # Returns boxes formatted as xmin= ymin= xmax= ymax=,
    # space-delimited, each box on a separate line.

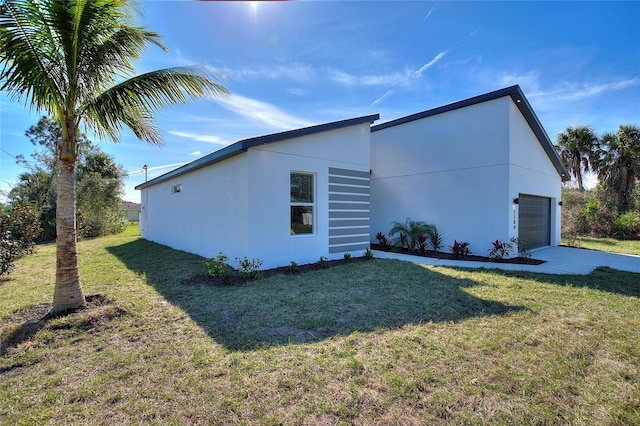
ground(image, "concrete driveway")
xmin=372 ymin=246 xmax=640 ymax=275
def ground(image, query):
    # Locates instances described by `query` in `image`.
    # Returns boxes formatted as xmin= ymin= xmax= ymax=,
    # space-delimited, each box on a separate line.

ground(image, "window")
xmin=291 ymin=172 xmax=314 ymax=235
xmin=171 ymin=184 xmax=182 ymax=194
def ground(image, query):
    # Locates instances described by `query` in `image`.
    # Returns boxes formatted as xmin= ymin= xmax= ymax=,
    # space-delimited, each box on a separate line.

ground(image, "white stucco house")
xmin=136 ymin=85 xmax=569 ymax=267
xmin=370 ymin=85 xmax=570 ymax=252
xmin=136 ymin=115 xmax=379 ymax=269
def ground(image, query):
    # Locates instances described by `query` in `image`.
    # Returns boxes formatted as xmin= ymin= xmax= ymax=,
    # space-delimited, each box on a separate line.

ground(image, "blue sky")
xmin=1 ymin=1 xmax=639 ymax=203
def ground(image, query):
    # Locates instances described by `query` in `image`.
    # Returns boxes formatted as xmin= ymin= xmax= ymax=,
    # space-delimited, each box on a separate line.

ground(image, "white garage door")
xmin=518 ymin=194 xmax=551 ymax=249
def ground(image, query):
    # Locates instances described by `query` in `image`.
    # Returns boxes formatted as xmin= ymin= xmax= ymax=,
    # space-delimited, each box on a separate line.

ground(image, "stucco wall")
xmin=140 ymin=154 xmax=249 ymax=260
xmin=140 ymin=122 xmax=372 ymax=269
xmin=371 ymin=96 xmax=561 ymax=255
xmin=245 ymin=123 xmax=371 ymax=268
xmin=507 ymin=100 xmax=563 ymax=245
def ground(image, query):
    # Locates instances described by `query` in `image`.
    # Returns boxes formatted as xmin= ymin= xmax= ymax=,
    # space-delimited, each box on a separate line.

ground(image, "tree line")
xmin=555 ymin=124 xmax=640 ymax=239
xmin=1 ymin=117 xmax=130 ymax=274
xmin=1 ymin=0 xmax=227 ymax=312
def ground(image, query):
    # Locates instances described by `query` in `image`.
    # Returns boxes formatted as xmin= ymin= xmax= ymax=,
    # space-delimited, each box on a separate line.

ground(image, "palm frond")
xmin=82 ymin=66 xmax=228 ymax=144
xmin=0 ymin=0 xmax=66 ymax=113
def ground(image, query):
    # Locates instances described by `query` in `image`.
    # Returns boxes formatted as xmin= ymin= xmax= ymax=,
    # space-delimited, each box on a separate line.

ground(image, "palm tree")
xmin=1 ymin=0 xmax=228 ymax=313
xmin=594 ymin=125 xmax=640 ymax=214
xmin=555 ymin=125 xmax=599 ymax=192
xmin=388 ymin=218 xmax=437 ymax=252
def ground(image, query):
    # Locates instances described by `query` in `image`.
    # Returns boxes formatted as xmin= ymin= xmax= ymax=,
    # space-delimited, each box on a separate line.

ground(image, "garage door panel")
xmin=518 ymin=195 xmax=550 ymax=249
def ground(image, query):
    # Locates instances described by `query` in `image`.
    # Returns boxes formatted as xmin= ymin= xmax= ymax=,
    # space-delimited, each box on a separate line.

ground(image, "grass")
xmin=2 ymin=226 xmax=639 ymax=425
xmin=562 ymin=236 xmax=640 ymax=255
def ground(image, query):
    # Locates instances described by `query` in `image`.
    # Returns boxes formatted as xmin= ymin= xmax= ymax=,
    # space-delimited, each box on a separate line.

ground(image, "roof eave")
xmin=135 ymin=113 xmax=380 ymax=190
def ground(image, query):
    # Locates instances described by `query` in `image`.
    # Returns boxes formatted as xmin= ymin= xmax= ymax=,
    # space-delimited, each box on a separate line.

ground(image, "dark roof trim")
xmin=371 ymin=85 xmax=570 ymax=181
xmin=136 ymin=114 xmax=379 ymax=190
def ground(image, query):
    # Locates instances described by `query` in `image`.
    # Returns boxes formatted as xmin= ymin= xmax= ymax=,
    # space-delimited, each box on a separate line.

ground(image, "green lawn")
xmin=562 ymin=236 xmax=640 ymax=256
xmin=2 ymin=227 xmax=639 ymax=425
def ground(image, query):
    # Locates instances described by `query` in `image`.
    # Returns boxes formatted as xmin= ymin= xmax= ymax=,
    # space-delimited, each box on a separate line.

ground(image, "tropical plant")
xmin=0 ymin=0 xmax=227 ymax=312
xmin=389 ymin=218 xmax=437 ymax=252
xmin=449 ymin=240 xmax=470 ymax=259
xmin=555 ymin=125 xmax=599 ymax=192
xmin=613 ymin=212 xmax=640 ymax=239
xmin=488 ymin=239 xmax=514 ymax=260
xmin=375 ymin=232 xmax=390 ymax=248
xmin=593 ymin=125 xmax=640 ymax=214
xmin=429 ymin=230 xmax=443 ymax=251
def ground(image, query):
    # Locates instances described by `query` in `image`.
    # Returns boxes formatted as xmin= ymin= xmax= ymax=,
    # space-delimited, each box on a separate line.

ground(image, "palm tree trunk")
xmin=52 ymin=159 xmax=86 ymax=312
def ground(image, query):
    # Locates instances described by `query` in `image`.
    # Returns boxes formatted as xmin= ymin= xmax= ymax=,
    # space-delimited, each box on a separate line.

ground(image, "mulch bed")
xmin=185 ymin=245 xmax=546 ymax=287
xmin=184 ymin=256 xmax=372 ymax=287
xmin=370 ymin=244 xmax=546 ymax=266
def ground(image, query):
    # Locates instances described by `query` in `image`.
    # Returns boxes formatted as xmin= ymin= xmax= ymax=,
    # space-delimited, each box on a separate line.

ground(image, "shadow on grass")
xmin=502 ymin=266 xmax=640 ymax=298
xmin=107 ymin=239 xmax=529 ymax=351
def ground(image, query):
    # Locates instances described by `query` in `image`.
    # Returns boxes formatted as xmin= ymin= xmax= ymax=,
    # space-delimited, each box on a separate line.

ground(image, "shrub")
xmin=389 ymin=218 xmax=437 ymax=252
xmin=316 ymin=256 xmax=329 ymax=269
xmin=205 ymin=252 xmax=232 ymax=285
xmin=430 ymin=231 xmax=443 ymax=251
xmin=343 ymin=252 xmax=352 ymax=263
xmin=449 ymin=240 xmax=470 ymax=259
xmin=417 ymin=233 xmax=429 ymax=253
xmin=287 ymin=261 xmax=299 ymax=273
xmin=375 ymin=232 xmax=390 ymax=247
xmin=613 ymin=212 xmax=640 ymax=239
xmin=488 ymin=239 xmax=514 ymax=260
xmin=236 ymin=256 xmax=263 ymax=281
xmin=364 ymin=248 xmax=374 ymax=260
xmin=510 ymin=237 xmax=532 ymax=259
xmin=1 ymin=202 xmax=42 ymax=276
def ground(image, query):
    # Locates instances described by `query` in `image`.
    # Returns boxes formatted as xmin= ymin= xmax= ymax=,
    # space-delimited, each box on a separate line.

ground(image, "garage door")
xmin=518 ymin=194 xmax=551 ymax=249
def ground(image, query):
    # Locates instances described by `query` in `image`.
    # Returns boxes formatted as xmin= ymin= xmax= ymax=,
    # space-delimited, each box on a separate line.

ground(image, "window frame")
xmin=290 ymin=171 xmax=315 ymax=236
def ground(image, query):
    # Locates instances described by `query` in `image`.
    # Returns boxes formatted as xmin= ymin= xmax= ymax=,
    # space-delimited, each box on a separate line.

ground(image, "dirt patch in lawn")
xmin=1 ymin=294 xmax=118 ymax=358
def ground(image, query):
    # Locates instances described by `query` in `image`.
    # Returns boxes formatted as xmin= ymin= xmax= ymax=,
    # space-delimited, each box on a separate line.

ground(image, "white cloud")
xmin=189 ymin=151 xmax=202 ymax=157
xmin=424 ymin=3 xmax=437 ymax=21
xmin=212 ymin=93 xmax=313 ymax=130
xmin=167 ymin=130 xmax=228 ymax=145
xmin=126 ymin=162 xmax=189 ymax=177
xmin=328 ymin=68 xmax=413 ymax=87
xmin=235 ymin=63 xmax=315 ymax=83
xmin=498 ymin=71 xmax=541 ymax=91
xmin=529 ymin=78 xmax=640 ymax=103
xmin=415 ymin=51 xmax=448 ymax=77
xmin=369 ymin=89 xmax=395 ymax=108
xmin=286 ymin=88 xmax=308 ymax=96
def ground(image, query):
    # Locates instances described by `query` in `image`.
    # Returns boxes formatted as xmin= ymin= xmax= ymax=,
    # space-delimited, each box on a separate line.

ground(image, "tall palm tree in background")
xmin=594 ymin=125 xmax=640 ymax=214
xmin=1 ymin=0 xmax=228 ymax=313
xmin=555 ymin=125 xmax=599 ymax=192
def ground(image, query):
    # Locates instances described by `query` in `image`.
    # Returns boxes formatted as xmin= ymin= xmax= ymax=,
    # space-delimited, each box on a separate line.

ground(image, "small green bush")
xmin=1 ymin=202 xmax=42 ymax=276
xmin=343 ymin=252 xmax=352 ymax=263
xmin=235 ymin=256 xmax=263 ymax=281
xmin=613 ymin=212 xmax=640 ymax=239
xmin=316 ymin=256 xmax=329 ymax=269
xmin=205 ymin=252 xmax=232 ymax=285
xmin=510 ymin=237 xmax=532 ymax=259
xmin=288 ymin=261 xmax=299 ymax=273
xmin=364 ymin=248 xmax=374 ymax=260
